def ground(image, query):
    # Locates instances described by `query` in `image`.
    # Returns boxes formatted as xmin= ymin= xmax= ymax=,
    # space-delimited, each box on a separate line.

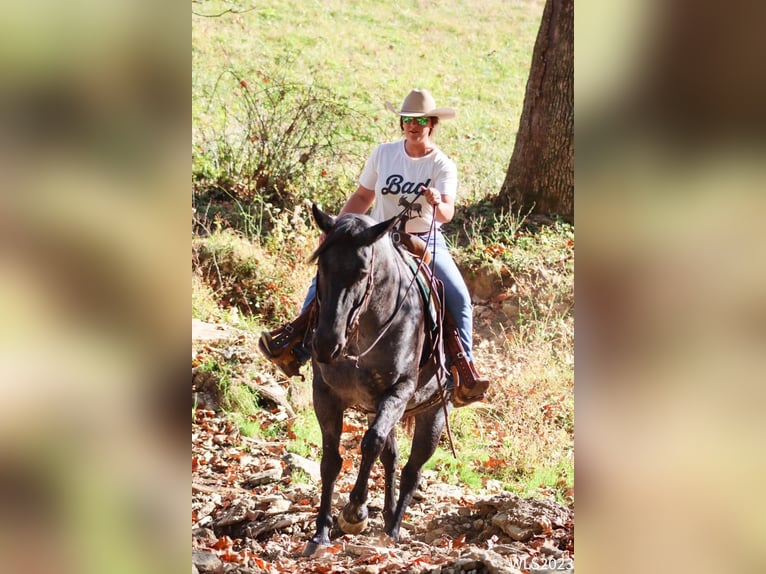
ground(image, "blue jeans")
xmin=301 ymin=230 xmax=475 ymax=361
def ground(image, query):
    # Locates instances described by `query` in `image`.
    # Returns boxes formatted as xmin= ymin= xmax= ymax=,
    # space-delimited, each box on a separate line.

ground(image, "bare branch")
xmin=192 ymin=4 xmax=256 ymax=18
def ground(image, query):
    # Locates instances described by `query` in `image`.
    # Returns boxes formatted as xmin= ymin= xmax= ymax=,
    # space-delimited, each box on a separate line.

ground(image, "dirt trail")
xmin=192 ymin=320 xmax=574 ymax=573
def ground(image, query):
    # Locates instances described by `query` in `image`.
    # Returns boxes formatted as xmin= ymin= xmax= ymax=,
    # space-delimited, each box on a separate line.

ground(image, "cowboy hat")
xmin=384 ymin=88 xmax=456 ymax=119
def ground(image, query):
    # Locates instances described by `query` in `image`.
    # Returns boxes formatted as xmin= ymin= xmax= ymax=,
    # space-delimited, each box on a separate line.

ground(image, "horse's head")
xmin=309 ymin=203 xmax=398 ymax=364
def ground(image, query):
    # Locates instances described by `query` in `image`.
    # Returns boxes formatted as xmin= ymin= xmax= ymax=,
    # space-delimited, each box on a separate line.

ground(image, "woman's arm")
xmin=339 ymin=185 xmax=375 ymax=216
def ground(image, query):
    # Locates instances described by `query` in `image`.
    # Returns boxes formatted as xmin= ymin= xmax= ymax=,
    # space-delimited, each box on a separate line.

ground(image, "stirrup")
xmin=258 ymin=309 xmax=313 ymax=378
xmin=259 ymin=333 xmax=310 ymax=379
xmin=450 ymin=362 xmax=490 ymax=407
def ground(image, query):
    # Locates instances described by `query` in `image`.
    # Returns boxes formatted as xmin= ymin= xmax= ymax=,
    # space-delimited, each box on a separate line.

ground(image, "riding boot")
xmin=258 ymin=303 xmax=314 ymax=378
xmin=443 ymin=315 xmax=490 ymax=407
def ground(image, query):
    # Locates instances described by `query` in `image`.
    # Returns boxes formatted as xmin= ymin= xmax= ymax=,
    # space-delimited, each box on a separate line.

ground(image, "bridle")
xmin=343 ymin=247 xmax=376 ymax=354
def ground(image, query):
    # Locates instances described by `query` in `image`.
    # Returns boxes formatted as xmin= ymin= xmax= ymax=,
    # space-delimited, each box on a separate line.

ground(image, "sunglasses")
xmin=402 ymin=116 xmax=430 ymax=126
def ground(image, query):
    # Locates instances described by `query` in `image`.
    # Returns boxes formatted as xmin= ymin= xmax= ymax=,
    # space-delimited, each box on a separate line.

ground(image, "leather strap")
xmin=264 ymin=302 xmax=314 ymax=351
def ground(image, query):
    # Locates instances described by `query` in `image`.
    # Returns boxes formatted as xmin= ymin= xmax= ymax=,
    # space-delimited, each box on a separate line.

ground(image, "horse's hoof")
xmin=337 ymin=504 xmax=369 ymax=535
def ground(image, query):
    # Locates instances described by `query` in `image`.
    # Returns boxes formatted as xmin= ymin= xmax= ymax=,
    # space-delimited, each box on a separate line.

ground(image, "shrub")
xmin=193 ymin=71 xmax=376 ymax=234
xmin=192 ymin=228 xmax=310 ymax=324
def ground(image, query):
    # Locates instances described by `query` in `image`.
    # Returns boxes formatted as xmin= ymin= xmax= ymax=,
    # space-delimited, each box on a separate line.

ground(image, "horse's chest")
xmin=315 ymin=363 xmax=401 ymax=408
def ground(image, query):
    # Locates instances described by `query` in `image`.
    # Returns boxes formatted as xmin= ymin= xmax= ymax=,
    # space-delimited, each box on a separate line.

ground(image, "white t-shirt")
xmin=358 ymin=141 xmax=457 ymax=234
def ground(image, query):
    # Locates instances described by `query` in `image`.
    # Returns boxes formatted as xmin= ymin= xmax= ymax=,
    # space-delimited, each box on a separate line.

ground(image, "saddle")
xmin=393 ymin=230 xmax=487 ymax=408
xmin=393 ymin=231 xmax=445 ymax=369
xmin=396 ymin=232 xmax=432 ymax=266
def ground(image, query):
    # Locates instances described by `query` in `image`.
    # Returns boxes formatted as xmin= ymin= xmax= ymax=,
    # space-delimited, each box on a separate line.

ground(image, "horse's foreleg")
xmin=379 ymin=428 xmax=399 ymax=531
xmin=339 ymin=391 xmax=409 ymax=535
xmin=386 ymin=406 xmax=447 ymax=541
xmin=304 ymin=389 xmax=344 ymax=556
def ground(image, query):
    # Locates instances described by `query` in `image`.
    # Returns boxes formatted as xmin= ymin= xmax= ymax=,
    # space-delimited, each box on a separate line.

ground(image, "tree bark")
xmin=496 ymin=0 xmax=574 ymax=223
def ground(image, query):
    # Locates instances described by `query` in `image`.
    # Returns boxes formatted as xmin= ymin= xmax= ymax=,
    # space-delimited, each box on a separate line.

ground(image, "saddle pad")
xmin=402 ymin=254 xmax=441 ymax=341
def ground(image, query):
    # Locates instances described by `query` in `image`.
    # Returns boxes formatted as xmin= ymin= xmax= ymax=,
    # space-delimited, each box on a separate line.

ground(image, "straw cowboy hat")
xmin=385 ymin=88 xmax=456 ymax=119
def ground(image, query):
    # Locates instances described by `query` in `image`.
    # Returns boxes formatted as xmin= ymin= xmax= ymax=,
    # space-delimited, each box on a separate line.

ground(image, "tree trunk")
xmin=496 ymin=0 xmax=574 ymax=223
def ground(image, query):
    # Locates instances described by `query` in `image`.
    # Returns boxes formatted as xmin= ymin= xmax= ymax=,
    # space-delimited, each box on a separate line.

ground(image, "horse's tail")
xmin=400 ymin=415 xmax=416 ymax=438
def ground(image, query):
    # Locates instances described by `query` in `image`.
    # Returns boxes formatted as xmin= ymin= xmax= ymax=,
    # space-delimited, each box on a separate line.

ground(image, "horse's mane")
xmin=309 ymin=231 xmax=348 ymax=262
xmin=308 ymin=214 xmax=378 ymax=263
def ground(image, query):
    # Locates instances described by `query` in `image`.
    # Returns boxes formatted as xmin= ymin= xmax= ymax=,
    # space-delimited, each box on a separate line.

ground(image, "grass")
xmin=192 ymin=0 xmax=574 ymax=501
xmin=287 ymin=411 xmax=323 ymax=458
xmin=424 ymin=447 xmax=488 ymax=491
xmin=194 ymin=356 xmax=260 ymax=433
xmin=416 ymin=408 xmax=491 ymax=490
xmin=193 ymin=0 xmax=546 ymax=211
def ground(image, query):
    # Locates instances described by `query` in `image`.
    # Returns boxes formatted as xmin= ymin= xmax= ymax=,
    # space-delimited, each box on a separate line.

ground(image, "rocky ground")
xmin=192 ymin=320 xmax=574 ymax=574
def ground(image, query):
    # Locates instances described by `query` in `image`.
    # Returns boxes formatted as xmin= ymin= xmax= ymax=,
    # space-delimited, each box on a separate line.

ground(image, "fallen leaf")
xmin=212 ymin=535 xmax=234 ymax=550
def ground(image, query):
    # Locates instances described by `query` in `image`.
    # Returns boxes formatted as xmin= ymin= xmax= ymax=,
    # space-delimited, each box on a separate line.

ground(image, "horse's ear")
xmin=357 ymin=216 xmax=398 ymax=247
xmin=312 ymin=203 xmax=336 ymax=234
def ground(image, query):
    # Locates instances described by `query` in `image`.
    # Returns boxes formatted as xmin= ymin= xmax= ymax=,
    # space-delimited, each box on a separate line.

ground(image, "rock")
xmin=191 ymin=550 xmax=223 ymax=574
xmin=452 ymin=557 xmax=481 ymax=570
xmin=539 ymin=540 xmax=564 ymax=557
xmin=241 ymin=461 xmax=283 ymax=488
xmin=215 ymin=498 xmax=253 ymax=527
xmin=466 ymin=549 xmax=524 ymax=574
xmin=192 ymin=319 xmax=243 ymax=344
xmin=264 ymin=497 xmax=291 ymax=515
xmin=400 ymin=520 xmax=416 ymax=531
xmin=192 ymin=368 xmax=222 ymax=411
xmin=491 ymin=514 xmax=535 ymax=542
xmin=488 ymin=495 xmax=573 ymax=542
xmin=424 ymin=481 xmax=470 ymax=500
xmin=282 ymin=453 xmax=321 ymax=483
xmin=191 ymin=527 xmax=217 ymax=547
xmin=246 ymin=512 xmax=313 ymax=538
xmin=194 ymin=495 xmax=221 ymax=524
xmin=462 ymin=269 xmax=506 ymax=301
xmin=192 ymin=391 xmax=575 ymax=574
xmin=247 ymin=380 xmax=295 ymax=417
xmin=424 ymin=527 xmax=445 ymax=544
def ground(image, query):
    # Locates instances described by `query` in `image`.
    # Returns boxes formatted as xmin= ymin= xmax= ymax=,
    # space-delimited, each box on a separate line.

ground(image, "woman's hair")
xmin=399 ymin=116 xmax=440 ymax=137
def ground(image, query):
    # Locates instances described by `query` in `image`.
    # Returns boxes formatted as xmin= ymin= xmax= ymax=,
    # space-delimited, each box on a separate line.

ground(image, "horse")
xmin=303 ymin=203 xmax=451 ymax=555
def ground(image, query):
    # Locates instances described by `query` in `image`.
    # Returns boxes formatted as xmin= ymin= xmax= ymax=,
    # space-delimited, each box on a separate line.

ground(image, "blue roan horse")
xmin=304 ymin=203 xmax=450 ymax=555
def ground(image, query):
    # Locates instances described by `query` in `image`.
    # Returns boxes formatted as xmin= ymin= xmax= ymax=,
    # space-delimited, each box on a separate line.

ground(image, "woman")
xmin=259 ymin=88 xmax=489 ymax=405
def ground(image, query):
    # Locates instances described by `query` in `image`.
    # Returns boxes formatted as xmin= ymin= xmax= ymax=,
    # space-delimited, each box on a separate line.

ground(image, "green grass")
xmin=424 ymin=447 xmax=487 ymax=491
xmin=236 ymin=417 xmax=263 ymax=438
xmin=287 ymin=411 xmax=323 ymax=458
xmin=522 ymin=460 xmax=574 ymax=504
xmin=193 ymin=0 xmax=546 ymax=209
xmin=195 ymin=356 xmax=268 ymax=437
xmin=398 ymin=408 xmax=491 ymax=491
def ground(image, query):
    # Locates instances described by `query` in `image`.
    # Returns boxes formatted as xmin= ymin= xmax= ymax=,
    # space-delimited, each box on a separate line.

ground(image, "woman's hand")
xmin=420 ymin=186 xmax=455 ymax=223
xmin=421 ymin=186 xmax=442 ymax=206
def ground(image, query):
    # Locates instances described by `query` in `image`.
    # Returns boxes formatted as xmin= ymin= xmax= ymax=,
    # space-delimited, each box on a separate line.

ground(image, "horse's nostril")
xmin=330 ymin=344 xmax=342 ymax=361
